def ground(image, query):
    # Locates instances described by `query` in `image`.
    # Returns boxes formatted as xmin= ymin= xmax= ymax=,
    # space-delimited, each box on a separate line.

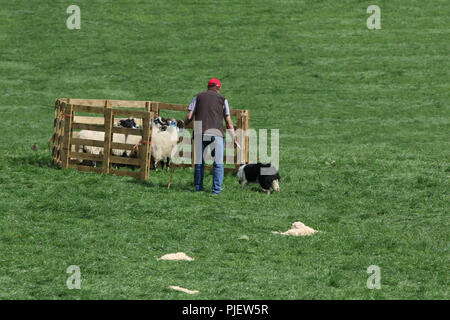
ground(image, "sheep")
xmin=124 ymin=116 xmax=167 ymax=150
xmin=77 ymin=116 xmax=183 ymax=171
xmin=150 ymin=118 xmax=184 ymax=171
xmin=125 ymin=117 xmax=184 ymax=171
xmin=121 ymin=116 xmax=169 ymax=170
xmin=76 ymin=118 xmax=139 ymax=167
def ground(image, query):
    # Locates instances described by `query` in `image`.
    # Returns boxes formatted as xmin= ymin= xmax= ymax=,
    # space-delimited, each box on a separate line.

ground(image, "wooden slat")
xmin=74 ymin=116 xmax=144 ymax=126
xmin=111 ymin=142 xmax=135 ymax=151
xmin=68 ymin=99 xmax=148 ymax=108
xmin=146 ymin=103 xmax=154 ymax=179
xmin=244 ymin=110 xmax=250 ymax=163
xmin=103 ymin=100 xmax=113 ymax=174
xmin=112 ymin=127 xmax=143 ymax=135
xmin=73 ymin=116 xmax=104 ymax=125
xmin=72 ymin=123 xmax=105 ymax=132
xmin=110 ymin=100 xmax=146 ymax=108
xmin=72 ymin=138 xmax=138 ymax=150
xmin=110 ymin=169 xmax=141 ymax=179
xmin=68 ymin=99 xmax=107 ymax=107
xmin=61 ymin=101 xmax=74 ymax=168
xmin=139 ymin=105 xmax=151 ymax=180
xmin=69 ymin=151 xmax=103 ymax=161
xmin=54 ymin=100 xmax=64 ymax=166
xmin=234 ymin=111 xmax=241 ymax=167
xmin=50 ymin=99 xmax=59 ymax=164
xmin=110 ymin=156 xmax=140 ymax=165
xmin=225 ymin=131 xmax=234 ymax=165
xmin=71 ymin=138 xmax=104 ymax=148
xmin=229 ymin=109 xmax=242 ymax=116
xmin=72 ymin=105 xmax=105 ymax=114
xmin=113 ymin=109 xmax=150 ymax=118
xmin=238 ymin=110 xmax=245 ymax=166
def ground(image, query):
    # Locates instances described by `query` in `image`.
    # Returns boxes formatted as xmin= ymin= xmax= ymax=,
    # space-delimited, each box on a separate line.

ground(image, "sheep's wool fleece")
xmin=272 ymin=222 xmax=318 ymax=236
xmin=169 ymin=286 xmax=199 ymax=294
xmin=158 ymin=252 xmax=194 ymax=261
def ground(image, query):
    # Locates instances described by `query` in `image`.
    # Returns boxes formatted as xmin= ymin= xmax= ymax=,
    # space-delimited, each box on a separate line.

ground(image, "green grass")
xmin=0 ymin=0 xmax=449 ymax=299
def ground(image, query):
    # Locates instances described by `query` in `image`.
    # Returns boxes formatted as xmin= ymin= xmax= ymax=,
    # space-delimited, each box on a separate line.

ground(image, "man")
xmin=184 ymin=78 xmax=237 ymax=195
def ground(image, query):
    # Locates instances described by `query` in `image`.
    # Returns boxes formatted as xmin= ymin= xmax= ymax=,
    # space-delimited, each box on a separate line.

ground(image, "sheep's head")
xmin=176 ymin=120 xmax=185 ymax=130
xmin=153 ymin=116 xmax=167 ymax=131
xmin=165 ymin=118 xmax=180 ymax=131
xmin=166 ymin=118 xmax=176 ymax=126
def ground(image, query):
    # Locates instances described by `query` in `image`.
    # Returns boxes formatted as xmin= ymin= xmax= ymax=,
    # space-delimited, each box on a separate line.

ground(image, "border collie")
xmin=118 ymin=118 xmax=139 ymax=129
xmin=237 ymin=163 xmax=280 ymax=194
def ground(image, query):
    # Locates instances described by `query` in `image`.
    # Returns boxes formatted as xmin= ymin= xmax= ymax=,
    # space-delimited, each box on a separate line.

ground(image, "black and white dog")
xmin=118 ymin=118 xmax=139 ymax=130
xmin=237 ymin=163 xmax=280 ymax=194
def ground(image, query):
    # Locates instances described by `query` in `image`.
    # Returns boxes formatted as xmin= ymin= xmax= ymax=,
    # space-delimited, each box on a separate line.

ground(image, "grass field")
xmin=0 ymin=0 xmax=448 ymax=299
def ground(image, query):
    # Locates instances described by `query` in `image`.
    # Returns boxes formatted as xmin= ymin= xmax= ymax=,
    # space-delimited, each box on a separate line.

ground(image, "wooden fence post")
xmin=140 ymin=102 xmax=152 ymax=180
xmin=50 ymin=99 xmax=59 ymax=165
xmin=150 ymin=101 xmax=159 ymax=116
xmin=56 ymin=100 xmax=65 ymax=166
xmin=61 ymin=99 xmax=74 ymax=168
xmin=103 ymin=100 xmax=113 ymax=174
xmin=234 ymin=111 xmax=243 ymax=170
xmin=244 ymin=110 xmax=250 ymax=164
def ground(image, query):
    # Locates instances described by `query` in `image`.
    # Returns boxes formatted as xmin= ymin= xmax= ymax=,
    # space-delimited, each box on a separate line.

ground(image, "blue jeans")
xmin=194 ymin=135 xmax=225 ymax=194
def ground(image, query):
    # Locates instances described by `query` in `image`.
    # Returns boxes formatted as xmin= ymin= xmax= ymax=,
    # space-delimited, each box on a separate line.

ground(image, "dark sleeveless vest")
xmin=194 ymin=90 xmax=226 ymax=137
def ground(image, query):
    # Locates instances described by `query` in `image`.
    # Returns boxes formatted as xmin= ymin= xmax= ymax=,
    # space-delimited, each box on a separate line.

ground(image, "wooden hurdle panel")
xmin=51 ymin=98 xmax=250 ymax=180
xmin=52 ymin=98 xmax=153 ymax=180
xmin=50 ymin=99 xmax=67 ymax=167
xmin=153 ymin=102 xmax=250 ymax=173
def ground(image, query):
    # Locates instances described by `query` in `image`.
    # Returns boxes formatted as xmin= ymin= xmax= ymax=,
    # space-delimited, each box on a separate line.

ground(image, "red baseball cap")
xmin=207 ymin=78 xmax=221 ymax=87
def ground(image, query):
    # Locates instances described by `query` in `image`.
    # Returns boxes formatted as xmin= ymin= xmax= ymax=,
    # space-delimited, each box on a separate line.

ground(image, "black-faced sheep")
xmin=76 ymin=118 xmax=139 ymax=167
xmin=150 ymin=118 xmax=184 ymax=171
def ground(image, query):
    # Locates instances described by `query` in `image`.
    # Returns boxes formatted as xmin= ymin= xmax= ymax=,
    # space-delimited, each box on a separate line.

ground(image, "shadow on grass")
xmin=5 ymin=153 xmax=54 ymax=168
xmin=127 ymin=176 xmax=194 ymax=191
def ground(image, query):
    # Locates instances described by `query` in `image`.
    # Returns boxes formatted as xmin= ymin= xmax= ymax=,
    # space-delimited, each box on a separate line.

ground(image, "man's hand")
xmin=184 ymin=110 xmax=194 ymax=126
xmin=233 ymin=135 xmax=241 ymax=149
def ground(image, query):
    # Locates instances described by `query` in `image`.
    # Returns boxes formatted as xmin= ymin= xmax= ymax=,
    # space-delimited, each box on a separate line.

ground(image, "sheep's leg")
xmin=153 ymin=160 xmax=158 ymax=171
xmin=166 ymin=157 xmax=170 ymax=171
